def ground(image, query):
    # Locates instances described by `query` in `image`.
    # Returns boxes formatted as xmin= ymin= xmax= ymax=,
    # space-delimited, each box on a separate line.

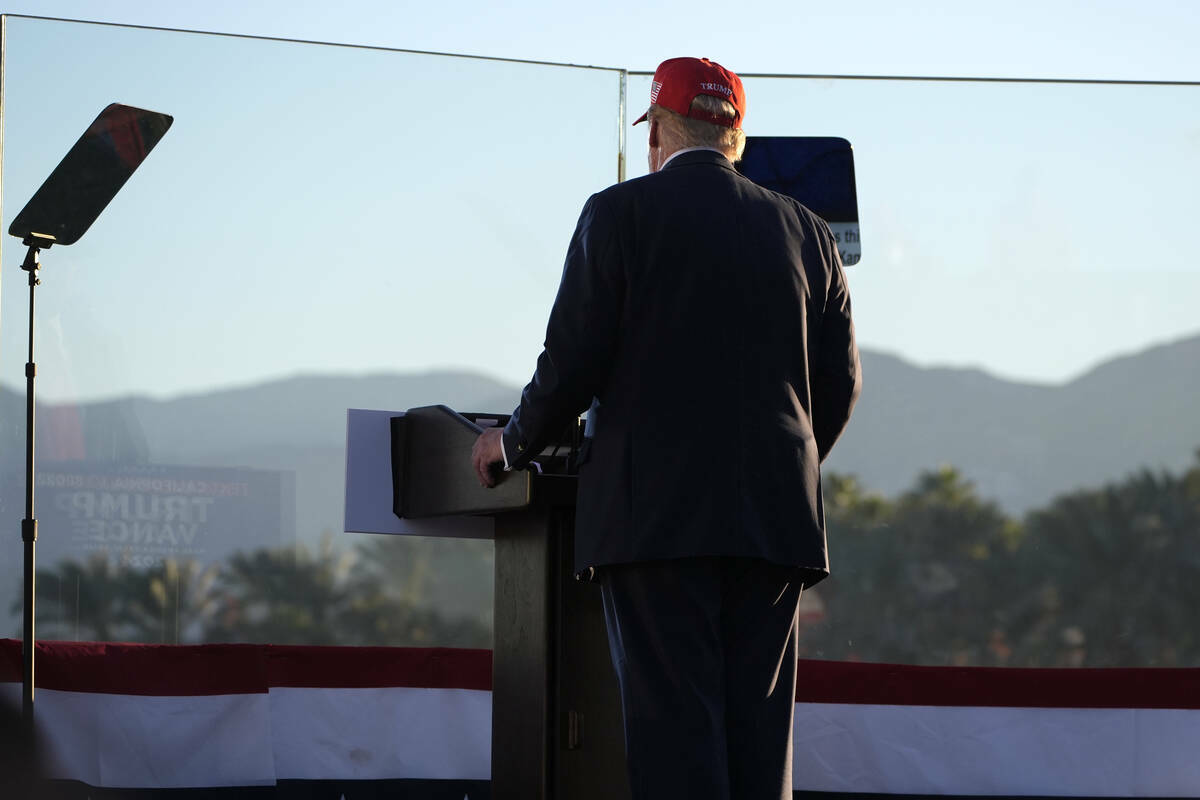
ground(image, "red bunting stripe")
xmin=2 ymin=640 xmax=1197 ymax=708
xmin=792 ymin=659 xmax=1200 ymax=709
xmin=0 ymin=640 xmax=490 ymax=695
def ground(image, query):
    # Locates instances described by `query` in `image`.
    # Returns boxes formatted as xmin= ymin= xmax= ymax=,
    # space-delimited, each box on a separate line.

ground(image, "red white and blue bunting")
xmin=1 ymin=641 xmax=1198 ymax=797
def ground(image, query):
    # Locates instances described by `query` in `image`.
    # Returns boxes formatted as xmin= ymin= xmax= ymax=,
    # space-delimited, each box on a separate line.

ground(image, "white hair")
xmin=649 ymin=94 xmax=746 ymax=162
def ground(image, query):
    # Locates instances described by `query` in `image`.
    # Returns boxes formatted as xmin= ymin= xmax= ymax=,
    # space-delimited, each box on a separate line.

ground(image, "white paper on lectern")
xmin=343 ymin=408 xmax=493 ymax=538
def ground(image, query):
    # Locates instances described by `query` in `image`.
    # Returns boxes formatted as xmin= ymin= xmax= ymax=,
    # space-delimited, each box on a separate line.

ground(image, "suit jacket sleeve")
xmin=812 ymin=230 xmax=862 ymax=462
xmin=503 ymin=193 xmax=624 ymax=469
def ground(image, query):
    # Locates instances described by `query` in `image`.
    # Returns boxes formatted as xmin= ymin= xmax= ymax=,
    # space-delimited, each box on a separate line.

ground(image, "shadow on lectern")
xmin=391 ymin=405 xmax=531 ymax=518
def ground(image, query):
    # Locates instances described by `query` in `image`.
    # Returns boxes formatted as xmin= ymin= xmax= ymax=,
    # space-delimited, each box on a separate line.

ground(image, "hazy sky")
xmin=2 ymin=1 xmax=1198 ymax=401
xmin=6 ymin=0 xmax=1198 ymax=80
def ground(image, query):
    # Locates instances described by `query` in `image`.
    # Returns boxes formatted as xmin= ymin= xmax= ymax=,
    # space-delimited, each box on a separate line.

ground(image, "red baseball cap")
xmin=633 ymin=57 xmax=745 ymax=129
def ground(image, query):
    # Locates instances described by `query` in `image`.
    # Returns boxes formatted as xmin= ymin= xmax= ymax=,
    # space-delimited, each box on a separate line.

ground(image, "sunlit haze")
xmin=2 ymin=1 xmax=1198 ymax=399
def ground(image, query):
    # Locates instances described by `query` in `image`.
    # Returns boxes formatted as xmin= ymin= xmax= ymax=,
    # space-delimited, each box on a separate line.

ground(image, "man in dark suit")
xmin=472 ymin=57 xmax=861 ymax=800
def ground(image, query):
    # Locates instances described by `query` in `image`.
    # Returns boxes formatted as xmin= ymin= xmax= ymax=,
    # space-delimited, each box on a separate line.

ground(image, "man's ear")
xmin=647 ymin=118 xmax=659 ymax=148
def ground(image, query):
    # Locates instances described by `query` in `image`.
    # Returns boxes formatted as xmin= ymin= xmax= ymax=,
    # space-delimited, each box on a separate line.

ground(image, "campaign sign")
xmin=738 ymin=136 xmax=861 ymax=266
xmin=28 ymin=462 xmax=296 ymax=570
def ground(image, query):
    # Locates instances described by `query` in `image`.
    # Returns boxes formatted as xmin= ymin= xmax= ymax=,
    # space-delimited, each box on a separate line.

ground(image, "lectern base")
xmin=492 ymin=476 xmax=630 ymax=800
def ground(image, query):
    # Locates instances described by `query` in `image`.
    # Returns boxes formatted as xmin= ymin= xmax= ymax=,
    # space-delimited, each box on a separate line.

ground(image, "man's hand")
xmin=471 ymin=427 xmax=505 ymax=488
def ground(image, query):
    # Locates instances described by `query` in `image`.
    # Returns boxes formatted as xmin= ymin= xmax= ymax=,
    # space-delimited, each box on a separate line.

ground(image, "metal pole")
xmin=20 ymin=242 xmax=41 ymax=736
xmin=617 ymin=70 xmax=627 ymax=183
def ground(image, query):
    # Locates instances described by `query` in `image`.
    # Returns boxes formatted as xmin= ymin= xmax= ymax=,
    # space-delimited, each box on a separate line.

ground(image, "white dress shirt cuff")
xmin=499 ymin=432 xmax=512 ymax=471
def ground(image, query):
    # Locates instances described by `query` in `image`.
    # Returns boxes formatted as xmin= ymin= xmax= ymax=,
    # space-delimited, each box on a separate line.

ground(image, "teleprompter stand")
xmin=392 ymin=406 xmax=630 ymax=800
xmin=7 ymin=104 xmax=173 ymax=749
xmin=17 ymin=234 xmax=53 ymax=736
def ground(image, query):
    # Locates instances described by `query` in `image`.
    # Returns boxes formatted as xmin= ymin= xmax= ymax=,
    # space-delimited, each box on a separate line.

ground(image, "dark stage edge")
xmin=796 ymin=794 xmax=1194 ymax=800
xmin=29 ymin=785 xmax=1195 ymax=800
xmin=35 ymin=780 xmax=491 ymax=799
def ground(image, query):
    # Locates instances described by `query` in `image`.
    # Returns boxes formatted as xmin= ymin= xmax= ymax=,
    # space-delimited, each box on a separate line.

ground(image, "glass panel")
xmin=627 ymin=73 xmax=1200 ymax=666
xmin=5 ymin=27 xmax=1197 ymax=666
xmin=0 ymin=18 xmax=620 ymax=646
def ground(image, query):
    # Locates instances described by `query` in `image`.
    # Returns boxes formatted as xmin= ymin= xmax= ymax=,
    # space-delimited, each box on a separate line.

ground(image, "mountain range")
xmin=1 ymin=333 xmax=1197 ymax=551
xmin=830 ymin=334 xmax=1200 ymax=510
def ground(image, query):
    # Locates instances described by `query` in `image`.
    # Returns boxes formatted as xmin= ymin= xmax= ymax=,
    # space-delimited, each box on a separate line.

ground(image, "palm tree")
xmin=812 ymin=468 xmax=1022 ymax=665
xmin=354 ymin=533 xmax=494 ymax=635
xmin=203 ymin=534 xmax=489 ymax=647
xmin=1016 ymin=454 xmax=1200 ymax=667
xmin=22 ymin=553 xmax=218 ymax=643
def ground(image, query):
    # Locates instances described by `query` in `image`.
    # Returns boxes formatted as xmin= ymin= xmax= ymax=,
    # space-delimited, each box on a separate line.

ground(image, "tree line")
xmin=806 ymin=453 xmax=1200 ymax=666
xmin=15 ymin=453 xmax=1200 ymax=667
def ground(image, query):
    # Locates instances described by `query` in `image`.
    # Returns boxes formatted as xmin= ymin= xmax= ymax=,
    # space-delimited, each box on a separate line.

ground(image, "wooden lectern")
xmin=391 ymin=406 xmax=630 ymax=800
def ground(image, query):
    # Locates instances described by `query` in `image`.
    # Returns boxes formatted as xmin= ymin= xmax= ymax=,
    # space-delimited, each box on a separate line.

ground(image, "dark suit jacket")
xmin=503 ymin=150 xmax=861 ymax=584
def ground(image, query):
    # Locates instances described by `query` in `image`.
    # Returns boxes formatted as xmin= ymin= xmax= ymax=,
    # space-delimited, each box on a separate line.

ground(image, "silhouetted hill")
xmin=2 ymin=335 xmax=1198 ymax=525
xmin=824 ymin=351 xmax=1055 ymax=508
xmin=0 ymin=370 xmax=518 ymax=464
xmin=824 ymin=333 xmax=1200 ymax=510
xmin=128 ymin=371 xmax=522 ymax=462
xmin=1048 ymin=335 xmax=1200 ymax=494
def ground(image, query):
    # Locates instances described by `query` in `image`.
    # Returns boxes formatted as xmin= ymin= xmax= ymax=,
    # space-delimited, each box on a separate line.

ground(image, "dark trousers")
xmin=599 ymin=557 xmax=804 ymax=800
